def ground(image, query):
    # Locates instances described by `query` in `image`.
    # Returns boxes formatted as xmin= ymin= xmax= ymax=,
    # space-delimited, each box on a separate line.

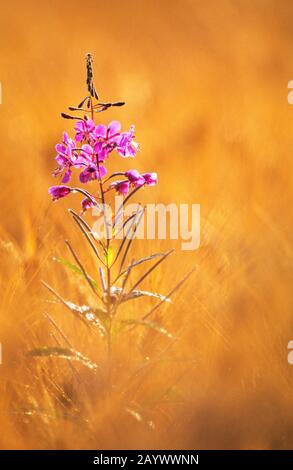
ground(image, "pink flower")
xmin=109 ymin=180 xmax=130 ymax=195
xmin=93 ymin=121 xmax=122 ymax=161
xmin=81 ymin=197 xmax=95 ymax=213
xmin=116 ymin=125 xmax=139 ymax=158
xmin=49 ymin=185 xmax=71 ymax=201
xmin=78 ymin=144 xmax=107 ymax=183
xmin=80 ymin=144 xmax=97 ymax=163
xmin=79 ymin=163 xmax=107 ymax=183
xmin=74 ymin=118 xmax=96 ymax=142
xmin=54 ymin=132 xmax=77 ymax=183
xmin=108 ymin=169 xmax=157 ymax=196
xmin=142 ymin=172 xmax=158 ymax=186
xmin=50 ymin=110 xmax=154 ymax=203
xmin=125 ymin=169 xmax=145 ymax=187
xmin=93 ymin=141 xmax=114 ymax=162
xmin=94 ymin=120 xmax=121 ymax=141
xmin=124 ymin=170 xmax=157 ymax=187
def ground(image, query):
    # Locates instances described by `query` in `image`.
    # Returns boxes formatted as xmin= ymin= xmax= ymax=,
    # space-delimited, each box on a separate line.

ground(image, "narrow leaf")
xmin=111 ymin=286 xmax=171 ymax=303
xmin=114 ymin=252 xmax=167 ymax=283
xmin=127 ymin=249 xmax=174 ymax=295
xmin=118 ymin=208 xmax=145 ymax=273
xmin=122 ymin=319 xmax=173 ymax=339
xmin=27 ymin=347 xmax=98 ymax=370
xmin=65 ymin=240 xmax=102 ymax=300
xmin=112 ymin=205 xmax=142 ymax=268
xmin=142 ymin=266 xmax=197 ymax=321
xmin=105 ymin=246 xmax=114 ymax=266
xmin=53 ymin=257 xmax=98 ymax=287
xmin=41 ymin=281 xmax=106 ymax=333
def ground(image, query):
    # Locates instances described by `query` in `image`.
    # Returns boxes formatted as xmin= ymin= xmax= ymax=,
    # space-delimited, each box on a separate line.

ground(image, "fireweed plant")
xmin=32 ymin=54 xmax=195 ymax=375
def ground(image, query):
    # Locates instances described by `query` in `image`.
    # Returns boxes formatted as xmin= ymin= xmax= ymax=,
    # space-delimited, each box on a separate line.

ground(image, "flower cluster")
xmin=109 ymin=170 xmax=157 ymax=195
xmin=49 ymin=116 xmax=157 ymax=209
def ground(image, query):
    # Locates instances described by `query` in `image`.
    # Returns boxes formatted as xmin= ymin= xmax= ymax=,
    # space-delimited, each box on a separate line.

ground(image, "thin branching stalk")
xmin=118 ymin=207 xmax=146 ymax=274
xmin=70 ymin=212 xmax=106 ymax=266
xmin=111 ymin=204 xmax=142 ymax=267
xmin=113 ymin=252 xmax=167 ymax=284
xmin=127 ymin=249 xmax=175 ymax=296
xmin=142 ymin=266 xmax=197 ymax=321
xmin=68 ymin=209 xmax=107 ymax=255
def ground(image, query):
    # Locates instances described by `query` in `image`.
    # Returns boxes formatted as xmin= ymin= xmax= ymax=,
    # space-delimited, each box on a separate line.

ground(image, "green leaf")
xmin=105 ymin=246 xmax=114 ymax=266
xmin=53 ymin=257 xmax=98 ymax=289
xmin=53 ymin=257 xmax=82 ymax=275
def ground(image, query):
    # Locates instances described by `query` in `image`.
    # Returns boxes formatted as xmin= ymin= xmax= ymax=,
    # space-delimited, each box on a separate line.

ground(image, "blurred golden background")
xmin=1 ymin=0 xmax=293 ymax=449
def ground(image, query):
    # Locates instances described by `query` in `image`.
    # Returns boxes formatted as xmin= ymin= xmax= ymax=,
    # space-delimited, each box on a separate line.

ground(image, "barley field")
xmin=1 ymin=0 xmax=293 ymax=450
